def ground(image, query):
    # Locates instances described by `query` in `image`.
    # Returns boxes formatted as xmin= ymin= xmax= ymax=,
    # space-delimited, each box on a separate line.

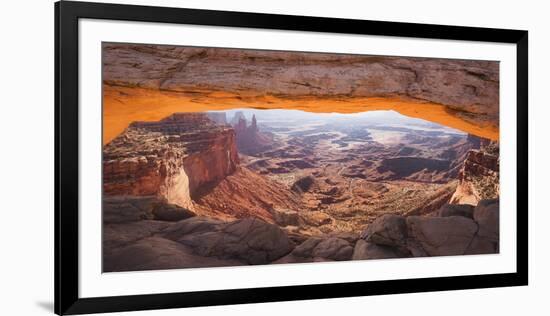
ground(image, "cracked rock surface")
xmin=103 ymin=198 xmax=498 ymax=272
xmin=358 ymin=198 xmax=499 ymax=258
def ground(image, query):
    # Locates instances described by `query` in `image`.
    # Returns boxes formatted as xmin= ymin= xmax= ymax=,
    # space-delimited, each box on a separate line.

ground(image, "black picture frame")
xmin=55 ymin=1 xmax=528 ymax=315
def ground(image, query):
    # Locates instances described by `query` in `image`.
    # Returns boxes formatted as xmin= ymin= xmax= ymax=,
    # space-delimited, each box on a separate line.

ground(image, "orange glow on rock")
xmin=103 ymin=85 xmax=499 ymax=145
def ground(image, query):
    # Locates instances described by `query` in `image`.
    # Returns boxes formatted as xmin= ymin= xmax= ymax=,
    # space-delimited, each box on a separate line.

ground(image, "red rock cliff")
xmin=450 ymin=142 xmax=499 ymax=205
xmin=103 ymin=113 xmax=239 ymax=209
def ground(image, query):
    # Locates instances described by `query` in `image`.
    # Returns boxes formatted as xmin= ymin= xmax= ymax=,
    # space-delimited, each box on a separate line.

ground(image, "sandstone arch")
xmin=102 ymin=43 xmax=499 ymax=144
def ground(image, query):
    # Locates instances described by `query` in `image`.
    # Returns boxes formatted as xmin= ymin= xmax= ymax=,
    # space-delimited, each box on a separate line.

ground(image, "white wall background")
xmin=0 ymin=0 xmax=546 ymax=315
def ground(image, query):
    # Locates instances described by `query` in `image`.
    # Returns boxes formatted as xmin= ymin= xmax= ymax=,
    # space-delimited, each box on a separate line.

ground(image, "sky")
xmin=215 ymin=109 xmax=466 ymax=135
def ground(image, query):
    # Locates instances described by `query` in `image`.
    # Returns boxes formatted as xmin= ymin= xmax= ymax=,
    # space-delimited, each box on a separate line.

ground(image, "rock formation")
xmin=354 ymin=198 xmax=499 ymax=259
xmin=326 ymin=133 xmax=483 ymax=185
xmin=275 ymin=237 xmax=354 ymax=263
xmin=103 ymin=112 xmax=301 ymax=222
xmin=192 ymin=167 xmax=301 ymax=223
xmin=104 ymin=196 xmax=196 ymax=224
xmin=229 ymin=111 xmax=246 ymax=126
xmin=102 ymin=43 xmax=499 ymax=143
xmin=450 ymin=142 xmax=499 ymax=205
xmin=291 ymin=175 xmax=316 ymax=193
xmin=100 ymin=44 xmax=502 ymax=272
xmin=102 ymin=44 xmax=499 ymax=120
xmin=103 ymin=198 xmax=499 ymax=271
xmin=230 ymin=113 xmax=274 ymax=155
xmin=103 ymin=112 xmax=239 ymax=209
xmin=104 ymin=216 xmax=295 ymax=271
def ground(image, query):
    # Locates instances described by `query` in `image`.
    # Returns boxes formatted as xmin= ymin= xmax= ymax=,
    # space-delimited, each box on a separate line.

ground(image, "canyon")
xmin=103 ymin=113 xmax=239 ymax=210
xmin=103 ymin=110 xmax=500 ymax=272
xmin=102 ymin=43 xmax=500 ymax=272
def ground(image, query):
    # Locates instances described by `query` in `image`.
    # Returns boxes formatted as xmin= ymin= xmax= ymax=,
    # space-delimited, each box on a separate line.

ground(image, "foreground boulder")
xmin=352 ymin=239 xmax=408 ymax=260
xmin=275 ymin=237 xmax=353 ymax=263
xmin=466 ymin=199 xmax=499 ymax=254
xmin=473 ymin=199 xmax=499 ymax=242
xmin=406 ymin=216 xmax=478 ymax=256
xmin=311 ymin=238 xmax=354 ymax=260
xmin=104 ymin=198 xmax=500 ymax=272
xmin=104 ymin=196 xmax=196 ymax=223
xmin=162 ymin=217 xmax=224 ymax=239
xmin=354 ymin=198 xmax=499 ymax=260
xmin=104 ymin=216 xmax=295 ymax=271
xmin=104 ymin=236 xmax=242 ymax=272
xmin=165 ymin=217 xmax=294 ymax=265
xmin=152 ymin=202 xmax=195 ymax=221
xmin=103 ymin=196 xmax=159 ymax=223
xmin=361 ymin=214 xmax=408 ymax=250
xmin=437 ymin=204 xmax=475 ymax=219
xmin=103 ymin=220 xmax=171 ymax=250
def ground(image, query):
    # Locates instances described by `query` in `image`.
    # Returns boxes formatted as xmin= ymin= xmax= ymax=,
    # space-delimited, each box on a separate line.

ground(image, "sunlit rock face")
xmin=102 ymin=44 xmax=499 ymax=114
xmin=103 ymin=113 xmax=239 ymax=209
xmin=102 ymin=43 xmax=499 ymax=144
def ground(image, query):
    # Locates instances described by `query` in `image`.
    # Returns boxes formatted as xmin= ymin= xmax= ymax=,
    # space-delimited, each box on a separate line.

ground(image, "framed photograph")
xmin=55 ymin=1 xmax=528 ymax=314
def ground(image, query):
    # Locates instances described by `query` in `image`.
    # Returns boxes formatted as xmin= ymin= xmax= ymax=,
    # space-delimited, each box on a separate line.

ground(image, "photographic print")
xmin=102 ymin=43 xmax=500 ymax=272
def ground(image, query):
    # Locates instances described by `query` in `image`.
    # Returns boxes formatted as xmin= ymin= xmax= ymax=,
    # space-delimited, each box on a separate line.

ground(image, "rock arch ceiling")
xmin=102 ymin=44 xmax=499 ymax=144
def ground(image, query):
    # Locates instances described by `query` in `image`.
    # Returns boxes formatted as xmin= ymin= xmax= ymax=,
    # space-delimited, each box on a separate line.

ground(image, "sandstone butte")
xmin=103 ymin=113 xmax=240 ymax=210
xmin=102 ymin=44 xmax=500 ymax=145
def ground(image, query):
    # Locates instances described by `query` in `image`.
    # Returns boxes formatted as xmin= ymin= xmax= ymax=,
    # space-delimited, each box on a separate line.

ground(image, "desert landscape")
xmin=102 ymin=44 xmax=500 ymax=272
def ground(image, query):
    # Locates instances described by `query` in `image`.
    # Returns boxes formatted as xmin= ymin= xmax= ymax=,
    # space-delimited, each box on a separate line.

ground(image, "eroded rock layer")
xmin=356 ymin=198 xmax=499 ymax=258
xmin=102 ymin=43 xmax=499 ymax=143
xmin=103 ymin=113 xmax=239 ymax=209
xmin=103 ymin=199 xmax=499 ymax=272
xmin=450 ymin=142 xmax=499 ymax=205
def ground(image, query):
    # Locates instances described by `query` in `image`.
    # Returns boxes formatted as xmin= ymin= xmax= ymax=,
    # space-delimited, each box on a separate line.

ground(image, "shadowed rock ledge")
xmin=103 ymin=198 xmax=499 ymax=272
